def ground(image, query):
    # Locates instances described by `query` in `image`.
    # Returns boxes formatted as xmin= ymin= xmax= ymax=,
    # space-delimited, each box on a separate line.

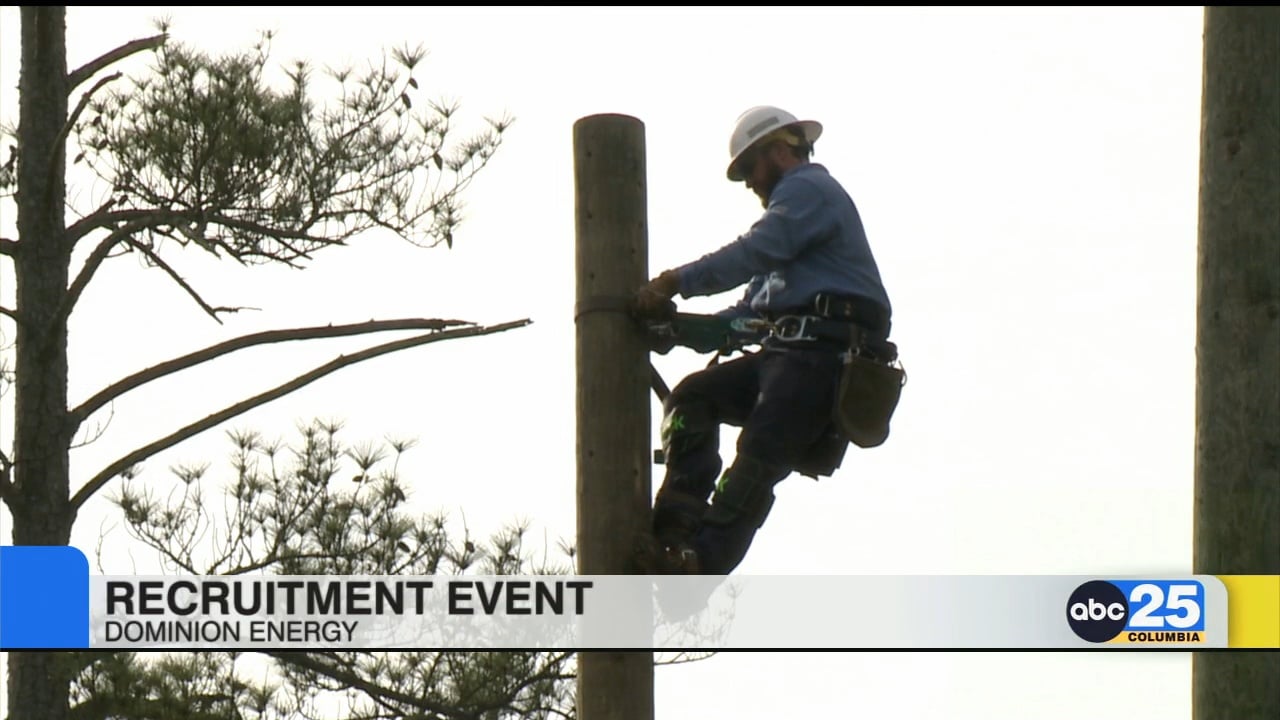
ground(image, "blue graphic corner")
xmin=0 ymin=545 xmax=90 ymax=648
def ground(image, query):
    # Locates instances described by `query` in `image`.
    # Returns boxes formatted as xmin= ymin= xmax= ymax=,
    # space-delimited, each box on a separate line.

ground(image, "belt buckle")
xmin=773 ymin=315 xmax=811 ymax=341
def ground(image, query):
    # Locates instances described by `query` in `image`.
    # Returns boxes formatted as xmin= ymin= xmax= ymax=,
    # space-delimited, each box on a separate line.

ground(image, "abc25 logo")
xmin=1066 ymin=580 xmax=1207 ymax=644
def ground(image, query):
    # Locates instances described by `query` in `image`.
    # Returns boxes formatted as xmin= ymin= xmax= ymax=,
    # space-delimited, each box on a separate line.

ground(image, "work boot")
xmin=633 ymin=531 xmax=700 ymax=574
xmin=651 ymin=488 xmax=707 ymax=551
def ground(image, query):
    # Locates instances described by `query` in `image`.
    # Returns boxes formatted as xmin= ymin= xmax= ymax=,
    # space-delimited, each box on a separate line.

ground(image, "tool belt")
xmin=765 ymin=315 xmax=895 ymax=359
xmin=812 ymin=292 xmax=891 ymax=334
xmin=766 ymin=294 xmax=905 ymax=451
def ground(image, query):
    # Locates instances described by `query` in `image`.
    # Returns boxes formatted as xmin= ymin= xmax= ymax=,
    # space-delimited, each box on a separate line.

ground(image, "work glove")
xmin=633 ymin=270 xmax=680 ymax=319
xmin=645 ymin=318 xmax=679 ymax=354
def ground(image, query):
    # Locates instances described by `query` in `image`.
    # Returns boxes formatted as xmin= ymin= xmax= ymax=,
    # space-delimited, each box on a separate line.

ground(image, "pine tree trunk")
xmin=8 ymin=7 xmax=75 ymax=720
xmin=1192 ymin=6 xmax=1280 ymax=719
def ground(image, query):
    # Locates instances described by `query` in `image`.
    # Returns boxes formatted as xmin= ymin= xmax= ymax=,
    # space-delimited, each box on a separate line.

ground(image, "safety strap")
xmin=573 ymin=295 xmax=675 ymax=403
xmin=573 ymin=294 xmax=635 ymax=322
xmin=649 ymin=364 xmax=670 ymax=402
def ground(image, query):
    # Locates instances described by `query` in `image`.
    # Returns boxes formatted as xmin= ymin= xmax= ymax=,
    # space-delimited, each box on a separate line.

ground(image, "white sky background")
xmin=0 ymin=5 xmax=1205 ymax=718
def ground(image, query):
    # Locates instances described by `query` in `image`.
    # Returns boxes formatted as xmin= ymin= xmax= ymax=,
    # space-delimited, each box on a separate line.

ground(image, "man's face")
xmin=740 ymin=143 xmax=784 ymax=207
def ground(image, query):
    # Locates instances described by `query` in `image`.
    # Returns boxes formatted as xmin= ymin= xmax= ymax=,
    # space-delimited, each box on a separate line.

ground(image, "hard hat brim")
xmin=726 ymin=119 xmax=823 ymax=181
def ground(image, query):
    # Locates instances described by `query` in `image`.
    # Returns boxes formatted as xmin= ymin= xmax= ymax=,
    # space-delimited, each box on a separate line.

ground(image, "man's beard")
xmin=754 ymin=161 xmax=784 ymax=208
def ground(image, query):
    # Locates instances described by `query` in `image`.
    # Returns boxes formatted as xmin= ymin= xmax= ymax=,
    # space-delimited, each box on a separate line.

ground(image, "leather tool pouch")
xmin=833 ymin=342 xmax=906 ymax=449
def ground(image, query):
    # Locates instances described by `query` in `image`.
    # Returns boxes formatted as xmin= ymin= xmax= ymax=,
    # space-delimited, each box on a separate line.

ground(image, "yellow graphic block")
xmin=1217 ymin=575 xmax=1280 ymax=648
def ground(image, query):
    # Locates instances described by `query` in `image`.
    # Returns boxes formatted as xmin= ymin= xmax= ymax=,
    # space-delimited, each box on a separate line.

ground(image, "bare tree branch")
xmin=57 ymin=214 xmax=197 ymax=334
xmin=220 ymin=550 xmax=358 ymax=578
xmin=69 ymin=403 xmax=114 ymax=451
xmin=68 ymin=695 xmax=208 ymax=720
xmin=69 ymin=318 xmax=482 ymax=429
xmin=122 ymin=237 xmax=251 ymax=324
xmin=52 ymin=72 xmax=122 ymax=180
xmin=70 ymin=319 xmax=531 ymax=509
xmin=67 ymin=33 xmax=168 ymax=93
xmin=488 ymin=653 xmax=577 ymax=711
xmin=65 ymin=207 xmax=193 ymax=247
xmin=64 ymin=207 xmax=326 ymax=268
xmin=263 ymin=652 xmax=472 ymax=720
xmin=0 ymin=306 xmax=17 ymax=322
xmin=58 ymin=230 xmax=132 ymax=326
xmin=206 ymin=211 xmax=336 ymax=249
xmin=0 ymin=238 xmax=17 ymax=256
xmin=658 ymin=651 xmax=719 ymax=666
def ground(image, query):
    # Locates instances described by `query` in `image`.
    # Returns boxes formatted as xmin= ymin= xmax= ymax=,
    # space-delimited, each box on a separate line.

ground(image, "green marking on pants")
xmin=661 ymin=412 xmax=686 ymax=440
xmin=715 ymin=469 xmax=730 ymax=496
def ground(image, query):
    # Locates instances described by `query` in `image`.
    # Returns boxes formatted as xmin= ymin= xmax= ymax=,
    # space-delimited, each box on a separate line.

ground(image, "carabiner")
xmin=772 ymin=315 xmax=812 ymax=342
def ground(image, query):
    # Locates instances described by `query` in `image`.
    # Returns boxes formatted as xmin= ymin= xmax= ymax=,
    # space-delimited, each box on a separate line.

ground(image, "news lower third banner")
xmin=2 ymin=546 xmax=1278 ymax=650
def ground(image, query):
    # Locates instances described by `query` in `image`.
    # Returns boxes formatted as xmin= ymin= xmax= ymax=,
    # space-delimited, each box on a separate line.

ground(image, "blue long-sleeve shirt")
xmin=674 ymin=163 xmax=891 ymax=322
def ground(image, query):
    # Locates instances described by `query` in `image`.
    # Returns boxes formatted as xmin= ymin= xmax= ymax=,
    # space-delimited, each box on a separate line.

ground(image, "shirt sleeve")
xmin=675 ymin=176 xmax=835 ymax=299
xmin=713 ymin=279 xmax=762 ymax=319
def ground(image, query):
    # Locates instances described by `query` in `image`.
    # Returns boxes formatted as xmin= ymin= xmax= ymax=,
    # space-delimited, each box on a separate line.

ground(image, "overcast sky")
xmin=1 ymin=6 xmax=1206 ymax=718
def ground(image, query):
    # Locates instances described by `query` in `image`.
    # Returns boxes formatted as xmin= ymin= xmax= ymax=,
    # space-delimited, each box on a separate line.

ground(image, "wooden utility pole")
xmin=1193 ymin=6 xmax=1280 ymax=718
xmin=573 ymin=114 xmax=655 ymax=720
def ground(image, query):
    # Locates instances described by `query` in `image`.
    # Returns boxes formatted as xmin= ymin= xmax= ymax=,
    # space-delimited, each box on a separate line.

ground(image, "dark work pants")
xmin=656 ymin=344 xmax=844 ymax=573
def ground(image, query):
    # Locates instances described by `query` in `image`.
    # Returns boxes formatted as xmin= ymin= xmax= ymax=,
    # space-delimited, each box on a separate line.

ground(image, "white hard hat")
xmin=726 ymin=106 xmax=822 ymax=181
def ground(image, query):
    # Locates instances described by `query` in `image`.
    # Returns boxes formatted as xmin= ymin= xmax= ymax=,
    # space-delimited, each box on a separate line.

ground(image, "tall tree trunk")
xmin=9 ymin=7 xmax=75 ymax=720
xmin=1193 ymin=6 xmax=1280 ymax=719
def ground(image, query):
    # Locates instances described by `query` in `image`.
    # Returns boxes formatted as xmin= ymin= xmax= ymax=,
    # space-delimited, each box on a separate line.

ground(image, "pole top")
xmin=574 ymin=113 xmax=645 ymax=131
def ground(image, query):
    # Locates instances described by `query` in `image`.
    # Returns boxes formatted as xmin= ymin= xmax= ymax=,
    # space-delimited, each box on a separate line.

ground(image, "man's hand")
xmin=634 ymin=269 xmax=681 ymax=318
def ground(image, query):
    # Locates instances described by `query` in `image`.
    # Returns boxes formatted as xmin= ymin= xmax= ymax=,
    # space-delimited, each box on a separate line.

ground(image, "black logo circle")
xmin=1066 ymin=580 xmax=1128 ymax=643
